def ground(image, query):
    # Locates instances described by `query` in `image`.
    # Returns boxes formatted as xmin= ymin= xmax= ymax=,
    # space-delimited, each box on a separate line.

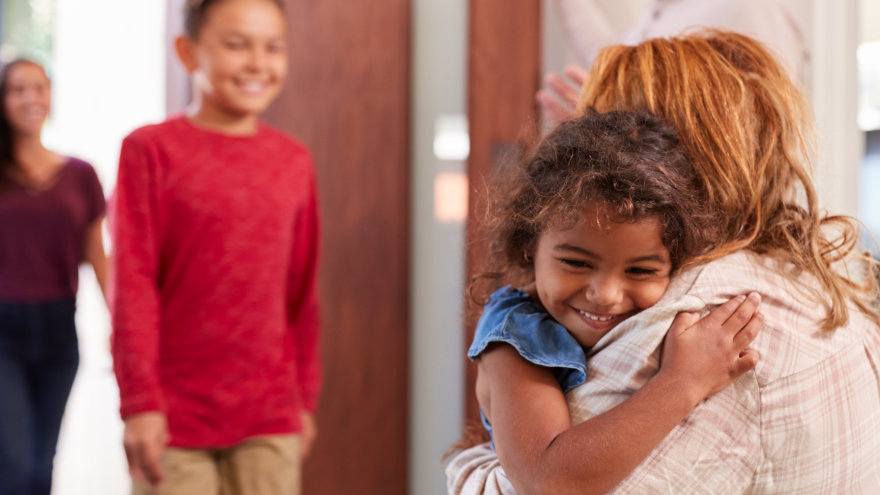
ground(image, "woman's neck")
xmin=9 ymin=135 xmax=61 ymax=184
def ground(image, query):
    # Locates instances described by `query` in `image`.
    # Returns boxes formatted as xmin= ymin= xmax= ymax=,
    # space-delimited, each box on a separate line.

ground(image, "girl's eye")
xmin=267 ymin=43 xmax=286 ymax=54
xmin=224 ymin=41 xmax=247 ymax=50
xmin=627 ymin=267 xmax=659 ymax=276
xmin=560 ymin=258 xmax=592 ymax=269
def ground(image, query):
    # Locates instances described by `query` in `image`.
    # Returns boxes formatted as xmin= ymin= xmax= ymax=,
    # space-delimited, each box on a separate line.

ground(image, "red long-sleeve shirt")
xmin=109 ymin=116 xmax=321 ymax=447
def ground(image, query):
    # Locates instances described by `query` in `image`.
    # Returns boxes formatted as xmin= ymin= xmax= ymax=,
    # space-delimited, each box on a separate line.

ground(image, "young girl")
xmin=457 ymin=109 xmax=762 ymax=494
xmin=110 ymin=1 xmax=320 ymax=494
xmin=0 ymin=59 xmax=107 ymax=495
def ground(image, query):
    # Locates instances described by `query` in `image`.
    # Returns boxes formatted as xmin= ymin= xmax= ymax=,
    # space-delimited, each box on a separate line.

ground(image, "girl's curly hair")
xmin=473 ymin=109 xmax=718 ymax=299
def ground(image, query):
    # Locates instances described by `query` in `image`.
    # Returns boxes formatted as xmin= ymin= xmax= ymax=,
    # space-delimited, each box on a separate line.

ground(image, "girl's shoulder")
xmin=470 ymin=285 xmax=588 ymax=392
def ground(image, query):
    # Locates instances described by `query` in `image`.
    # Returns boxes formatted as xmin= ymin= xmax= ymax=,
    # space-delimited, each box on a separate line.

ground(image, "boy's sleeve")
xmin=287 ymin=154 xmax=322 ymax=412
xmin=109 ymin=134 xmax=167 ymax=418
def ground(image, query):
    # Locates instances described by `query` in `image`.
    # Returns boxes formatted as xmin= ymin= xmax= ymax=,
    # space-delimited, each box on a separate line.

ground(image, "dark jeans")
xmin=0 ymin=299 xmax=79 ymax=495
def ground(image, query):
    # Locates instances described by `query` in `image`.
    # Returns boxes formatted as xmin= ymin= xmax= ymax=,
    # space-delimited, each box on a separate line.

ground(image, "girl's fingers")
xmin=669 ymin=310 xmax=701 ymax=334
xmin=733 ymin=311 xmax=764 ymax=350
xmin=733 ymin=348 xmax=760 ymax=376
xmin=721 ymin=292 xmax=762 ymax=331
xmin=694 ymin=294 xmax=746 ymax=328
xmin=698 ymin=292 xmax=761 ymax=333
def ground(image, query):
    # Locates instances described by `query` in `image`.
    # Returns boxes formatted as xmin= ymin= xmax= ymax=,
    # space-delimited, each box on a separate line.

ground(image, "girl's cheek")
xmin=637 ymin=280 xmax=671 ymax=309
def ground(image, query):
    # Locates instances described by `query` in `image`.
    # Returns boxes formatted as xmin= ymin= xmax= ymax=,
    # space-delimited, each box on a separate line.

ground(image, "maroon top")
xmin=0 ymin=157 xmax=105 ymax=301
xmin=109 ymin=116 xmax=321 ymax=447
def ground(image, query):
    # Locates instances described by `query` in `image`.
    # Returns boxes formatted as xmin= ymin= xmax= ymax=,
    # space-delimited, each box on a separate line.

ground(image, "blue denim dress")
xmin=469 ymin=286 xmax=588 ymax=443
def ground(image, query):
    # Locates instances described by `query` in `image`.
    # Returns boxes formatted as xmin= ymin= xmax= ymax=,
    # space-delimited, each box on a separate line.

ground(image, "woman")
xmin=447 ymin=30 xmax=880 ymax=494
xmin=0 ymin=59 xmax=106 ymax=495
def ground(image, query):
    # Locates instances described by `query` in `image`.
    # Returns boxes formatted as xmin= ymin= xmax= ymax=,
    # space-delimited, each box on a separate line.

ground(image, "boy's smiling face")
xmin=177 ymin=0 xmax=287 ymax=131
xmin=530 ymin=202 xmax=672 ymax=348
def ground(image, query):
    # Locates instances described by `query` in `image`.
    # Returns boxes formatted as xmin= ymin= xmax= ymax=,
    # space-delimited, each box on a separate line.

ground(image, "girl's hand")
xmin=658 ymin=292 xmax=763 ymax=406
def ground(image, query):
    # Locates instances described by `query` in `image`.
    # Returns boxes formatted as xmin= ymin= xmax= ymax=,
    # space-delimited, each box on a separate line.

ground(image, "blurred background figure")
xmin=538 ymin=0 xmax=809 ymax=125
xmin=110 ymin=1 xmax=321 ymax=493
xmin=0 ymin=59 xmax=106 ymax=495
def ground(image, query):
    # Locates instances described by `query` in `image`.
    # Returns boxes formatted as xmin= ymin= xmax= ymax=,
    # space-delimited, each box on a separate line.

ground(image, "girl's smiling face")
xmin=531 ymin=202 xmax=672 ymax=348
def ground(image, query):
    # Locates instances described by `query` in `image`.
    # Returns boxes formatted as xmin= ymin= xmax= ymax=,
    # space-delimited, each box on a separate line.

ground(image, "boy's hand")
xmin=659 ymin=292 xmax=763 ymax=405
xmin=299 ymin=411 xmax=318 ymax=460
xmin=123 ymin=411 xmax=169 ymax=489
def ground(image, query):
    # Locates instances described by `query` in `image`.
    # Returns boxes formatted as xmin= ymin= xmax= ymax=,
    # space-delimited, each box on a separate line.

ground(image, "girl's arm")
xmin=478 ymin=292 xmax=762 ymax=495
xmin=84 ymin=215 xmax=107 ymax=299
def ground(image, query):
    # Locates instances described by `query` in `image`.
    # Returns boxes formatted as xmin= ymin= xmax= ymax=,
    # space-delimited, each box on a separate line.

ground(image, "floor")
xmin=52 ymin=271 xmax=129 ymax=495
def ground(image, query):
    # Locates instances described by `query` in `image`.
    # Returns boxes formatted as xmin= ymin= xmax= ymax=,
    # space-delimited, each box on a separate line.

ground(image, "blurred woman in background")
xmin=0 ymin=59 xmax=106 ymax=495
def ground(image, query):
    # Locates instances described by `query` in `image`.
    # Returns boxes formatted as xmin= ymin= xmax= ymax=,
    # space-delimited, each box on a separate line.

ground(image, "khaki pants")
xmin=132 ymin=434 xmax=301 ymax=495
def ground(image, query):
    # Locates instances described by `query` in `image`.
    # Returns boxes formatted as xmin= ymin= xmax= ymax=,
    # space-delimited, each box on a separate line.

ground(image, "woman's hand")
xmin=658 ymin=292 xmax=763 ymax=406
xmin=536 ymin=64 xmax=589 ymax=127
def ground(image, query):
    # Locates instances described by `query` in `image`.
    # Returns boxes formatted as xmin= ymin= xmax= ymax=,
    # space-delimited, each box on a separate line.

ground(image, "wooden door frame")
xmin=464 ymin=0 xmax=542 ymax=423
xmin=261 ymin=1 xmax=412 ymax=493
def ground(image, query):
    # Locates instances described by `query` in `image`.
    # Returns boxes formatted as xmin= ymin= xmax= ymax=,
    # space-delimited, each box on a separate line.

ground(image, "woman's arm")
xmin=84 ymin=214 xmax=107 ymax=299
xmin=480 ymin=292 xmax=762 ymax=495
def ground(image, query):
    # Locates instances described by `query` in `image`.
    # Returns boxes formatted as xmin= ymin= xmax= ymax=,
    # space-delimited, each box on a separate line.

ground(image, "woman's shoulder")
xmin=61 ymin=156 xmax=101 ymax=185
xmin=63 ymin=156 xmax=95 ymax=172
xmin=672 ymin=251 xmax=798 ymax=299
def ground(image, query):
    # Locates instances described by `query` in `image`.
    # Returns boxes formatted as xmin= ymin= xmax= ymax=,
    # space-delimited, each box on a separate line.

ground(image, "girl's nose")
xmin=586 ymin=275 xmax=624 ymax=307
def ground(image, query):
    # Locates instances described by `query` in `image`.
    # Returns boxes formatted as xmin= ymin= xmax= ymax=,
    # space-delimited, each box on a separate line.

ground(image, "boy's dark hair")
xmin=476 ymin=109 xmax=718 ymax=297
xmin=183 ymin=0 xmax=286 ymax=39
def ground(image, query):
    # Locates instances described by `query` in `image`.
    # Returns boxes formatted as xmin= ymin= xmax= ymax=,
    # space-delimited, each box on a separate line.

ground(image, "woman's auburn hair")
xmin=577 ymin=29 xmax=878 ymax=330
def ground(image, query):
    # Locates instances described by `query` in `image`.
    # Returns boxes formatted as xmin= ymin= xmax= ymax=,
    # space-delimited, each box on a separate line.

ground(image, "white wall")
xmin=811 ymin=0 xmax=861 ymax=219
xmin=410 ymin=1 xmax=467 ymax=493
xmin=47 ymin=2 xmax=166 ymax=494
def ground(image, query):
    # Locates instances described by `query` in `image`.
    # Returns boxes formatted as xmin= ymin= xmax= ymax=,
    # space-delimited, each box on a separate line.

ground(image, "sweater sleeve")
xmin=287 ymin=155 xmax=322 ymax=412
xmin=109 ymin=133 xmax=167 ymax=418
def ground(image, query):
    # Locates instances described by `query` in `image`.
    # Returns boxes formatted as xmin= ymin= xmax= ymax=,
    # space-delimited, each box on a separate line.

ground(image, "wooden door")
xmin=464 ymin=0 xmax=542 ymax=423
xmin=262 ymin=1 xmax=411 ymax=493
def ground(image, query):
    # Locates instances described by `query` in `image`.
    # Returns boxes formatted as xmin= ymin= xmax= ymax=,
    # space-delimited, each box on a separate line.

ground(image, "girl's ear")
xmin=174 ymin=35 xmax=198 ymax=73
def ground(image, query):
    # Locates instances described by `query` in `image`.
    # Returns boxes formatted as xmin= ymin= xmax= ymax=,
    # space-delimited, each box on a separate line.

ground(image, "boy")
xmin=109 ymin=1 xmax=320 ymax=494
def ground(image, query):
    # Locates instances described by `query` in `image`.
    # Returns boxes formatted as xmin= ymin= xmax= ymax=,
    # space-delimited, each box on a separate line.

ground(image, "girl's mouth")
xmin=577 ymin=309 xmax=618 ymax=322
